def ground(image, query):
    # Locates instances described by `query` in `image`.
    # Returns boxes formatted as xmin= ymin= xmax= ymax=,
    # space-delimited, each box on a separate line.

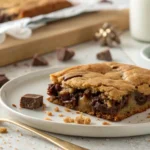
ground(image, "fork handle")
xmin=4 ymin=119 xmax=88 ymax=150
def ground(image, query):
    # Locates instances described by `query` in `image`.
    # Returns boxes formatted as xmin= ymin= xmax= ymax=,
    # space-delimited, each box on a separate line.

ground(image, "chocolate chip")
xmin=55 ymin=84 xmax=62 ymax=91
xmin=60 ymin=92 xmax=70 ymax=101
xmin=32 ymin=54 xmax=48 ymax=66
xmin=47 ymin=84 xmax=57 ymax=96
xmin=96 ymin=49 xmax=112 ymax=61
xmin=63 ymin=75 xmax=82 ymax=81
xmin=20 ymin=94 xmax=43 ymax=109
xmin=135 ymin=92 xmax=147 ymax=105
xmin=57 ymin=48 xmax=75 ymax=61
xmin=0 ymin=74 xmax=9 ymax=88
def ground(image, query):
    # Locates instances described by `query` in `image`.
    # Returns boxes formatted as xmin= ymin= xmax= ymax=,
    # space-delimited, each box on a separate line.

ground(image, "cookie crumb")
xmin=12 ymin=104 xmax=17 ymax=108
xmin=54 ymin=107 xmax=59 ymax=112
xmin=46 ymin=111 xmax=53 ymax=116
xmin=63 ymin=117 xmax=74 ymax=123
xmin=88 ymin=112 xmax=94 ymax=115
xmin=84 ymin=117 xmax=91 ymax=125
xmin=16 ymin=129 xmax=20 ymax=132
xmin=76 ymin=111 xmax=81 ymax=114
xmin=44 ymin=117 xmax=51 ymax=121
xmin=65 ymin=108 xmax=71 ymax=112
xmin=59 ymin=114 xmax=64 ymax=117
xmin=0 ymin=127 xmax=7 ymax=133
xmin=102 ymin=122 xmax=111 ymax=125
xmin=147 ymin=116 xmax=150 ymax=118
xmin=75 ymin=114 xmax=91 ymax=125
xmin=42 ymin=103 xmax=46 ymax=111
xmin=47 ymin=97 xmax=51 ymax=101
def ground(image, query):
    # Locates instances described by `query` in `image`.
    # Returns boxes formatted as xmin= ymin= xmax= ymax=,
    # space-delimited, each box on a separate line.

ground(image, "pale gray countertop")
xmin=2 ymin=1 xmax=150 ymax=150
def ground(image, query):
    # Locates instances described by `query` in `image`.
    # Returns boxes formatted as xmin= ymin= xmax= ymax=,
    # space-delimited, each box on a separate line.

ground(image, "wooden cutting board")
xmin=0 ymin=9 xmax=129 ymax=66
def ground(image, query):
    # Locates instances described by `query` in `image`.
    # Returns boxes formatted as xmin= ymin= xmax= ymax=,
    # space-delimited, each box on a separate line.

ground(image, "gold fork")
xmin=0 ymin=118 xmax=88 ymax=150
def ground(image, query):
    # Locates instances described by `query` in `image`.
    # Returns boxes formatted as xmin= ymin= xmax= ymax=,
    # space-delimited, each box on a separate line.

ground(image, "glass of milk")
xmin=130 ymin=0 xmax=150 ymax=42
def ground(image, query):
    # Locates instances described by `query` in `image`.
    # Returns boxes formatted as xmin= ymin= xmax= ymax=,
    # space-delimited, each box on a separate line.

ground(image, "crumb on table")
xmin=147 ymin=116 xmax=150 ymax=118
xmin=102 ymin=122 xmax=111 ymax=125
xmin=46 ymin=111 xmax=53 ymax=116
xmin=63 ymin=117 xmax=74 ymax=123
xmin=0 ymin=127 xmax=7 ymax=133
xmin=54 ymin=107 xmax=59 ymax=112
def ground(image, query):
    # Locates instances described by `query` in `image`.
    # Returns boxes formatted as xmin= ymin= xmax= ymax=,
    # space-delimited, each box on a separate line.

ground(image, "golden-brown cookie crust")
xmin=50 ymin=62 xmax=150 ymax=100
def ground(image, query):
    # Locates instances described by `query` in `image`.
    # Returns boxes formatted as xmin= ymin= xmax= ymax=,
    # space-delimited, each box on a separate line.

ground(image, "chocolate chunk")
xmin=63 ymin=75 xmax=82 ymax=81
xmin=32 ymin=54 xmax=48 ymax=66
xmin=0 ymin=74 xmax=9 ymax=88
xmin=135 ymin=92 xmax=147 ymax=105
xmin=96 ymin=49 xmax=112 ymax=61
xmin=84 ymin=89 xmax=91 ymax=98
xmin=47 ymin=84 xmax=61 ymax=96
xmin=57 ymin=48 xmax=75 ymax=61
xmin=20 ymin=94 xmax=43 ymax=109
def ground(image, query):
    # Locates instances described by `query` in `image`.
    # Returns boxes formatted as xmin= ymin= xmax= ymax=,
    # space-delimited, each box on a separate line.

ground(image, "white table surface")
xmin=1 ymin=1 xmax=150 ymax=149
xmin=0 ymin=31 xmax=150 ymax=150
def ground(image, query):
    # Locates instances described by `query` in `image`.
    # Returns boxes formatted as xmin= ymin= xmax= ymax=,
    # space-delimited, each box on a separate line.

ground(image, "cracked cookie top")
xmin=50 ymin=62 xmax=150 ymax=100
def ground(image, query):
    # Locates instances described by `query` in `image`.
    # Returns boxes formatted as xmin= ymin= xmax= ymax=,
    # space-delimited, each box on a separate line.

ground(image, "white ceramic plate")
xmin=1 ymin=67 xmax=150 ymax=137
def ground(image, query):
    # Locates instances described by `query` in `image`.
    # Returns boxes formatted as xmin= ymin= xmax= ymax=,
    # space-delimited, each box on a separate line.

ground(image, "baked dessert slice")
xmin=0 ymin=0 xmax=73 ymax=23
xmin=47 ymin=62 xmax=150 ymax=121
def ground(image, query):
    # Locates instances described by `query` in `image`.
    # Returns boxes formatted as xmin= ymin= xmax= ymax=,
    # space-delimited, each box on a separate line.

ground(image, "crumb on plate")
xmin=76 ymin=111 xmax=81 ymax=114
xmin=59 ymin=114 xmax=64 ymax=117
xmin=102 ymin=122 xmax=111 ymax=125
xmin=44 ymin=117 xmax=52 ymax=121
xmin=46 ymin=111 xmax=53 ymax=116
xmin=64 ymin=108 xmax=71 ymax=112
xmin=63 ymin=117 xmax=74 ymax=123
xmin=54 ymin=106 xmax=59 ymax=112
xmin=42 ymin=103 xmax=46 ymax=111
xmin=75 ymin=114 xmax=91 ymax=125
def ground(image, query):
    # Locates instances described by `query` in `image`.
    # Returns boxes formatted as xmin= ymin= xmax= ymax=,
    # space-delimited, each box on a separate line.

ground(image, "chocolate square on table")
xmin=97 ymin=49 xmax=112 ymax=61
xmin=32 ymin=54 xmax=48 ymax=66
xmin=0 ymin=74 xmax=9 ymax=88
xmin=57 ymin=48 xmax=75 ymax=61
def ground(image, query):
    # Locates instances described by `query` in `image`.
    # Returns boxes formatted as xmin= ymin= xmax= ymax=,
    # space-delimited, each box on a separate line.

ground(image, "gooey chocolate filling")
xmin=47 ymin=84 xmax=150 ymax=115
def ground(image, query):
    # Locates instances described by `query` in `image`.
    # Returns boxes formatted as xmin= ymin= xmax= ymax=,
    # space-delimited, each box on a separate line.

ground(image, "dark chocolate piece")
xmin=96 ymin=49 xmax=112 ymax=61
xmin=57 ymin=48 xmax=75 ymax=61
xmin=0 ymin=74 xmax=9 ymax=88
xmin=20 ymin=94 xmax=43 ymax=109
xmin=32 ymin=54 xmax=48 ymax=66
